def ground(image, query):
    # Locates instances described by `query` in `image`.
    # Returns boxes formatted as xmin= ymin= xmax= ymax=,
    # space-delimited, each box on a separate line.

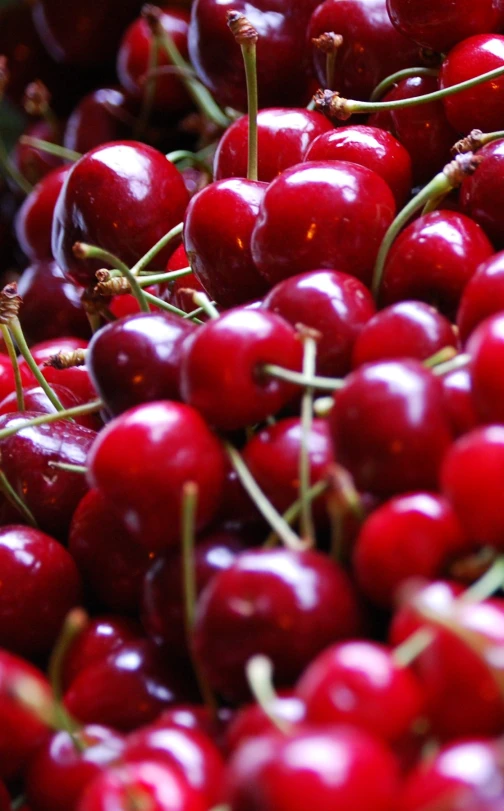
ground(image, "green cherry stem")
xmin=452 ymin=128 xmax=504 ymax=155
xmin=431 ymin=353 xmax=470 ymax=376
xmin=130 ymin=222 xmax=184 ymax=276
xmin=166 ymin=150 xmax=212 ymax=174
xmin=73 ymin=242 xmax=149 ymax=313
xmin=10 ymin=318 xmax=68 ymax=412
xmin=0 ymin=324 xmax=24 ymax=411
xmin=0 ymin=138 xmax=32 ymax=195
xmin=312 ymin=32 xmax=344 ymax=91
xmin=18 ymin=136 xmax=82 ymax=163
xmin=137 ymin=267 xmax=192 ymax=286
xmin=245 ymin=655 xmax=291 ymax=734
xmin=423 ymin=346 xmax=458 ymax=369
xmin=192 ymin=292 xmax=220 ymax=319
xmin=227 ymin=10 xmax=259 ymax=182
xmin=48 ymin=461 xmax=88 ymax=474
xmin=0 ymin=400 xmax=102 ymax=443
xmin=262 ymin=363 xmax=345 ymax=391
xmin=263 ymin=479 xmax=329 ymax=548
xmin=369 ymin=66 xmax=440 ymax=102
xmin=0 ymin=470 xmax=37 ymax=527
xmin=299 ymin=333 xmax=318 ymax=543
xmin=141 ymin=290 xmax=203 ymax=324
xmin=48 ymin=608 xmax=88 ymax=747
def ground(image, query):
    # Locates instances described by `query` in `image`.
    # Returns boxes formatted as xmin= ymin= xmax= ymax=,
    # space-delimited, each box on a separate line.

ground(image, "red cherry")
xmin=12 ymin=120 xmax=62 ymax=190
xmin=52 ymin=141 xmax=189 ymax=288
xmin=0 ymin=385 xmax=97 ymax=430
xmin=15 ymin=166 xmax=70 ymax=262
xmin=0 ymin=353 xmax=35 ymax=401
xmin=458 ymin=251 xmax=504 ymax=342
xmin=226 ymin=691 xmax=306 ymax=753
xmin=63 ymin=88 xmax=139 ymax=155
xmin=251 ymin=161 xmax=396 ymax=288
xmin=18 ymin=261 xmax=90 ymax=344
xmin=166 ymin=245 xmax=208 ymax=315
xmin=22 ymin=337 xmax=97 ymax=405
xmin=440 ymin=367 xmax=480 ymax=437
xmin=467 ymin=313 xmax=504 ymax=423
xmin=460 ymin=140 xmax=504 ymax=250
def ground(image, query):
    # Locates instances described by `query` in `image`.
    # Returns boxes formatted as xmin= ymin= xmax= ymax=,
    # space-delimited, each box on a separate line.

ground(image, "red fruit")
xmin=18 ymin=261 xmax=90 ymax=345
xmin=467 ymin=313 xmax=504 ymax=423
xmin=12 ymin=120 xmax=62 ymax=189
xmin=0 ymin=354 xmax=35 ymax=401
xmin=226 ymin=691 xmax=306 ymax=752
xmin=15 ymin=166 xmax=70 ymax=261
xmin=23 ymin=337 xmax=97 ymax=405
xmin=0 ymin=385 xmax=96 ymax=430
xmin=440 ymin=367 xmax=480 ymax=437
xmin=63 ymin=88 xmax=139 ymax=155
xmin=458 ymin=251 xmax=504 ymax=342
xmin=460 ymin=140 xmax=504 ymax=249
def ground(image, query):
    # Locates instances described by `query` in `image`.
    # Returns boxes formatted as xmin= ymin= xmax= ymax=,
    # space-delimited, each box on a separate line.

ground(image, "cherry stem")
xmin=0 ymin=469 xmax=37 ymax=527
xmin=227 ymin=11 xmax=259 ymax=182
xmin=262 ymin=364 xmax=345 ymax=391
xmin=9 ymin=318 xmax=67 ymax=413
xmin=312 ymin=32 xmax=344 ymax=90
xmin=74 ymin=243 xmax=149 ymax=313
xmin=326 ymin=464 xmax=365 ymax=562
xmin=166 ymin=150 xmax=212 ymax=174
xmin=299 ymin=335 xmax=317 ymax=544
xmin=137 ymin=267 xmax=192 ymax=285
xmin=192 ymin=292 xmax=219 ymax=319
xmin=263 ymin=479 xmax=328 ymax=548
xmin=225 ymin=441 xmax=309 ymax=551
xmin=245 ymin=655 xmax=291 ymax=734
xmin=423 ymin=345 xmax=458 ymax=368
xmin=0 ymin=137 xmax=32 ymax=195
xmin=0 ymin=399 xmax=102 ymax=443
xmin=452 ymin=128 xmax=504 ymax=155
xmin=48 ymin=461 xmax=88 ymax=474
xmin=431 ymin=352 xmax=470 ymax=376
xmin=371 ymin=153 xmax=482 ymax=299
xmin=134 ymin=31 xmax=159 ymax=139
xmin=0 ymin=324 xmax=24 ymax=411
xmin=19 ymin=135 xmax=81 ymax=163
xmin=421 ymin=191 xmax=448 ymax=215
xmin=130 ymin=221 xmax=183 ymax=276
xmin=142 ymin=290 xmax=204 ymax=324
xmin=48 ymin=607 xmax=88 ymax=749
xmin=369 ymin=66 xmax=440 ymax=102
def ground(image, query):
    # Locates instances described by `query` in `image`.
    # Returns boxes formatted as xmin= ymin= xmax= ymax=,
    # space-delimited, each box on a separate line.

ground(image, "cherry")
xmin=386 ymin=0 xmax=503 ymax=53
xmin=12 ymin=120 xmax=63 ymax=190
xmin=22 ymin=337 xmax=98 ymax=406
xmin=296 ymin=640 xmax=425 ymax=743
xmin=353 ymin=493 xmax=471 ymax=609
xmin=26 ymin=725 xmax=125 ymax=811
xmin=108 ymin=284 xmax=159 ymax=320
xmin=52 ymin=141 xmax=189 ymax=288
xmin=305 ymin=125 xmax=412 ymax=209
xmin=440 ymin=367 xmax=480 ymax=437
xmin=467 ymin=313 xmax=504 ymax=424
xmin=192 ymin=548 xmax=361 ymax=702
xmin=351 ymin=301 xmax=458 ymax=368
xmin=64 ymin=639 xmax=195 ymax=732
xmin=87 ymin=311 xmax=195 ymax=417
xmin=214 ymin=108 xmax=332 ymax=183
xmin=440 ymin=35 xmax=504 ymax=134
xmin=330 ymin=360 xmax=453 ymax=497
xmin=18 ymin=261 xmax=90 ymax=345
xmin=15 ymin=166 xmax=70 ymax=262
xmin=226 ymin=690 xmax=306 ymax=753
xmin=458 ymin=251 xmax=504 ymax=342
xmin=69 ymin=490 xmax=152 ymax=615
xmin=183 ymin=178 xmax=268 ymax=309
xmin=166 ymin=244 xmax=207 ymax=314
xmin=63 ymin=88 xmax=139 ymax=155
xmin=251 ymin=161 xmax=396 ymax=288
xmin=380 ymin=211 xmax=494 ymax=318
xmin=0 ymin=354 xmax=35 ymax=401
xmin=87 ymin=401 xmax=226 ymax=551
xmin=226 ymin=726 xmax=400 ymax=811
xmin=0 ymin=385 xmax=98 ymax=430
xmin=460 ymin=139 xmax=504 ymax=250
xmin=117 ymin=7 xmax=192 ymax=113
xmin=262 ymin=270 xmax=376 ymax=378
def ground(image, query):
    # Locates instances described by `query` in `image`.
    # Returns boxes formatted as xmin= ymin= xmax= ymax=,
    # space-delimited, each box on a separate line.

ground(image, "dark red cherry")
xmin=0 ymin=385 xmax=97 ymax=430
xmin=88 ymin=401 xmax=226 ymax=551
xmin=226 ymin=726 xmax=400 ymax=811
xmin=351 ymin=301 xmax=458 ymax=368
xmin=87 ymin=311 xmax=195 ymax=416
xmin=214 ymin=108 xmax=332 ymax=183
xmin=15 ymin=166 xmax=70 ymax=261
xmin=63 ymin=88 xmax=139 ymax=155
xmin=62 ymin=616 xmax=141 ymax=692
xmin=23 ymin=337 xmax=97 ymax=404
xmin=262 ymin=270 xmax=375 ymax=378
xmin=309 ymin=0 xmax=420 ymax=100
xmin=18 ymin=261 xmax=90 ymax=344
xmin=184 ymin=179 xmax=268 ymax=308
xmin=226 ymin=691 xmax=306 ymax=753
xmin=117 ymin=8 xmax=191 ymax=113
xmin=180 ymin=308 xmax=302 ymax=431
xmin=188 ymin=0 xmax=320 ymax=111
xmin=458 ymin=251 xmax=504 ymax=342
xmin=440 ymin=35 xmax=504 ymax=134
xmin=64 ymin=639 xmax=194 ymax=731
xmin=193 ymin=548 xmax=361 ymax=702
xmin=26 ymin=725 xmax=125 ymax=811
xmin=52 ymin=141 xmax=189 ymax=288
xmin=305 ymin=125 xmax=412 ymax=209
xmin=441 ymin=425 xmax=504 ymax=548
xmin=69 ymin=490 xmax=152 ymax=615
xmin=0 ymin=525 xmax=81 ymax=658
xmin=330 ymin=360 xmax=453 ymax=496
xmin=467 ymin=313 xmax=504 ymax=424
xmin=108 ymin=284 xmax=159 ymax=319
xmin=12 ymin=120 xmax=63 ymax=189
xmin=460 ymin=140 xmax=504 ymax=250
xmin=296 ymin=641 xmax=425 ymax=743
xmin=440 ymin=367 xmax=480 ymax=437
xmin=0 ymin=354 xmax=35 ymax=401
xmin=353 ymin=493 xmax=471 ymax=609
xmin=387 ymin=0 xmax=502 ymax=53
xmin=251 ymin=161 xmax=396 ymax=289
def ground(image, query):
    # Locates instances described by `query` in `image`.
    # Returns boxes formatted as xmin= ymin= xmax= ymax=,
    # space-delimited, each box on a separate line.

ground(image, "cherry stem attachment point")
xmin=369 ymin=66 xmax=440 ymax=103
xmin=312 ymin=32 xmax=344 ymax=90
xmin=245 ymin=655 xmax=291 ymax=735
xmin=452 ymin=129 xmax=504 ymax=155
xmin=227 ymin=10 xmax=259 ymax=182
xmin=73 ymin=242 xmax=149 ymax=313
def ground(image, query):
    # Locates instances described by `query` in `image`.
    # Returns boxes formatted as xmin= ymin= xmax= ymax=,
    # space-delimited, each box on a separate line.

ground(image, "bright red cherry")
xmin=0 ymin=353 xmax=35 ymax=401
xmin=87 ymin=401 xmax=226 ymax=551
xmin=62 ymin=616 xmax=141 ymax=692
xmin=18 ymin=261 xmax=90 ymax=344
xmin=262 ymin=270 xmax=376 ymax=377
xmin=15 ymin=166 xmax=70 ymax=261
xmin=25 ymin=337 xmax=96 ymax=404
xmin=166 ymin=244 xmax=208 ymax=315
xmin=0 ymin=385 xmax=97 ymax=430
xmin=330 ymin=360 xmax=453 ymax=496
xmin=460 ymin=139 xmax=504 ymax=250
xmin=63 ymin=88 xmax=139 ymax=155
xmin=305 ymin=125 xmax=412 ymax=208
xmin=226 ymin=691 xmax=306 ymax=752
xmin=214 ymin=109 xmax=332 ymax=183
xmin=193 ymin=548 xmax=361 ymax=702
xmin=467 ymin=313 xmax=504 ymax=423
xmin=52 ymin=141 xmax=189 ymax=288
xmin=440 ymin=367 xmax=480 ymax=437
xmin=458 ymin=251 xmax=504 ymax=342
xmin=251 ymin=161 xmax=396 ymax=288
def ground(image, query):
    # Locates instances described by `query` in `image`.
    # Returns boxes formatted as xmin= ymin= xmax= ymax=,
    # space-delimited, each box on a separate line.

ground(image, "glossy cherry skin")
xmin=440 ymin=35 xmax=504 ymax=134
xmin=441 ymin=367 xmax=480 ymax=437
xmin=0 ymin=413 xmax=95 ymax=540
xmin=25 ymin=337 xmax=97 ymax=404
xmin=88 ymin=401 xmax=226 ymax=551
xmin=180 ymin=308 xmax=302 ymax=431
xmin=398 ymin=738 xmax=504 ymax=811
xmin=0 ymin=385 xmax=98 ymax=430
xmin=226 ymin=726 xmax=400 ymax=811
xmin=65 ymin=639 xmax=195 ymax=732
xmin=458 ymin=251 xmax=504 ymax=342
xmin=309 ymin=0 xmax=420 ymax=100
xmin=460 ymin=140 xmax=504 ymax=249
xmin=353 ymin=493 xmax=471 ymax=609
xmin=305 ymin=125 xmax=412 ymax=208
xmin=0 ymin=354 xmax=35 ymax=401
xmin=188 ymin=0 xmax=320 ymax=111
xmin=26 ymin=725 xmax=125 ymax=811
xmin=87 ymin=312 xmax=195 ymax=416
xmin=117 ymin=8 xmax=191 ymax=113
xmin=262 ymin=270 xmax=375 ymax=377
xmin=183 ymin=179 xmax=268 ymax=309
xmin=214 ymin=109 xmax=332 ymax=183
xmin=0 ymin=525 xmax=81 ymax=657
xmin=467 ymin=313 xmax=504 ymax=423
xmin=296 ymin=641 xmax=424 ymax=743
xmin=193 ymin=548 xmax=361 ymax=702
xmin=18 ymin=261 xmax=90 ymax=344
xmin=251 ymin=161 xmax=396 ymax=288
xmin=0 ymin=650 xmax=52 ymax=779
xmin=52 ymin=141 xmax=189 ymax=288
xmin=368 ymin=75 xmax=459 ymax=186
xmin=62 ymin=616 xmax=141 ymax=692
xmin=352 ymin=301 xmax=458 ymax=368
xmin=381 ymin=211 xmax=494 ymax=318
xmin=330 ymin=360 xmax=453 ymax=496
xmin=63 ymin=88 xmax=139 ymax=155
xmin=15 ymin=166 xmax=70 ymax=261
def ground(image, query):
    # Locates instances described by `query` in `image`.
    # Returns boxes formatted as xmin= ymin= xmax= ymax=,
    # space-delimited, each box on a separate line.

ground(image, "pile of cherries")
xmin=4 ymin=0 xmax=504 ymax=808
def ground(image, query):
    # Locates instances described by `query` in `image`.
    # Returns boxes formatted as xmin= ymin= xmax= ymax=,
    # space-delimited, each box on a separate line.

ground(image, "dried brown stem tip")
xmin=227 ymin=10 xmax=259 ymax=45
xmin=452 ymin=129 xmax=485 ymax=155
xmin=313 ymin=88 xmax=352 ymax=121
xmin=141 ymin=3 xmax=163 ymax=34
xmin=44 ymin=348 xmax=87 ymax=370
xmin=95 ymin=277 xmax=131 ymax=296
xmin=0 ymin=283 xmax=22 ymax=325
xmin=0 ymin=56 xmax=9 ymax=96
xmin=23 ymin=80 xmax=51 ymax=117
xmin=443 ymin=151 xmax=484 ymax=187
xmin=312 ymin=32 xmax=343 ymax=54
